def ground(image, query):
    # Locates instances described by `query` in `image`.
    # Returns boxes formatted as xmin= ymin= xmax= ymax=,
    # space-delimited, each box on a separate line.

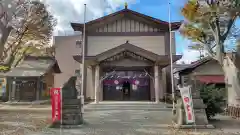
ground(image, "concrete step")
xmin=84 ymin=102 xmax=172 ymax=111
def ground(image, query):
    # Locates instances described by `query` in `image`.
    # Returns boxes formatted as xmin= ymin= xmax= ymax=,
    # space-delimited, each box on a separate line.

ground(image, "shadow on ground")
xmin=209 ymin=115 xmax=240 ymax=132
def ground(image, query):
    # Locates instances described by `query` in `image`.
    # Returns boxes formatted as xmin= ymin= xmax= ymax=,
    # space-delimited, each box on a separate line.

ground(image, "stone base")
xmin=60 ymin=125 xmax=84 ymax=129
xmin=62 ymin=114 xmax=83 ymax=125
xmin=49 ymin=124 xmax=84 ymax=129
xmin=173 ymin=123 xmax=215 ymax=129
xmin=49 ymin=119 xmax=84 ymax=129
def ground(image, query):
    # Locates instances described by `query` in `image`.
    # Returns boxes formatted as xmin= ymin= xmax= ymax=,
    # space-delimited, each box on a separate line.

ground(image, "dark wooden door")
xmin=16 ymin=80 xmax=37 ymax=101
xmin=103 ymin=71 xmax=125 ymax=101
xmin=127 ymin=71 xmax=150 ymax=101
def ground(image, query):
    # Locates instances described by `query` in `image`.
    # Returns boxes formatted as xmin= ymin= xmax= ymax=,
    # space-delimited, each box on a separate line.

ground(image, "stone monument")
xmin=173 ymin=83 xmax=214 ymax=129
xmin=50 ymin=76 xmax=83 ymax=128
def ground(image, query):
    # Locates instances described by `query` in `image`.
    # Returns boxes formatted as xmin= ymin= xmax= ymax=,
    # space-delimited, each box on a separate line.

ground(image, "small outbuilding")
xmin=4 ymin=56 xmax=61 ymax=102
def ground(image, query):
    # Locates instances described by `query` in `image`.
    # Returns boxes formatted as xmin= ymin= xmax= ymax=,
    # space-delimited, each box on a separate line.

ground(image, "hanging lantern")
xmin=134 ymin=80 xmax=140 ymax=85
xmin=114 ymin=80 xmax=119 ymax=85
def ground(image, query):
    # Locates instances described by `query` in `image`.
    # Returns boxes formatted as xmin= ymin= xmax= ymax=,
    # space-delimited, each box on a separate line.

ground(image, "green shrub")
xmin=199 ymin=84 xmax=225 ymax=120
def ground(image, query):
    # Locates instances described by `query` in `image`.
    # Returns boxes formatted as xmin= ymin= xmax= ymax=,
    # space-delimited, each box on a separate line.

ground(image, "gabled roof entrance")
xmin=73 ymin=42 xmax=182 ymax=67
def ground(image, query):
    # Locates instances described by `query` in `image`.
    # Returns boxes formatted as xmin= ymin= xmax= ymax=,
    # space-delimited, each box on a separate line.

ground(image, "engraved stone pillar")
xmin=154 ymin=65 xmax=159 ymax=103
xmin=94 ymin=65 xmax=100 ymax=103
xmin=173 ymin=83 xmax=214 ymax=129
xmin=50 ymin=77 xmax=83 ymax=128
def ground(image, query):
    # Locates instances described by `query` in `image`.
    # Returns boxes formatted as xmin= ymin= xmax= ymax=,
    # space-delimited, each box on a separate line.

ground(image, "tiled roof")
xmin=174 ymin=57 xmax=212 ymax=74
xmin=5 ymin=56 xmax=61 ymax=77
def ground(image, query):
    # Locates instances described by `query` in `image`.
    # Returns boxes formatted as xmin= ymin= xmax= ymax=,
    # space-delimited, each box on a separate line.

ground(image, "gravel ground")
xmin=1 ymin=103 xmax=240 ymax=135
xmin=30 ymin=110 xmax=240 ymax=135
xmin=0 ymin=107 xmax=51 ymax=135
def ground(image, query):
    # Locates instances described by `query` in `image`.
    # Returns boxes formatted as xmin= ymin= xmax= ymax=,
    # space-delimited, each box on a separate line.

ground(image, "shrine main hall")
xmin=54 ymin=5 xmax=181 ymax=103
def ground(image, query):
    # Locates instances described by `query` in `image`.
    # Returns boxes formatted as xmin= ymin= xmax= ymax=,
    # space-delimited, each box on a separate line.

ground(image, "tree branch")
xmin=13 ymin=47 xmax=30 ymax=68
xmin=1 ymin=27 xmax=28 ymax=62
xmin=0 ymin=25 xmax=12 ymax=60
xmin=1 ymin=27 xmax=28 ymax=65
xmin=222 ymin=14 xmax=238 ymax=42
xmin=215 ymin=17 xmax=221 ymax=40
xmin=196 ymin=38 xmax=215 ymax=58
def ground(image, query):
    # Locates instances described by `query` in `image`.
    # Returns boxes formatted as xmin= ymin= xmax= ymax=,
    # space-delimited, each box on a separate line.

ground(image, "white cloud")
xmin=41 ymin=0 xmax=139 ymax=36
xmin=175 ymin=34 xmax=204 ymax=64
xmin=178 ymin=47 xmax=208 ymax=64
xmin=41 ymin=0 xmax=203 ymax=64
xmin=177 ymin=49 xmax=200 ymax=64
xmin=174 ymin=34 xmax=199 ymax=64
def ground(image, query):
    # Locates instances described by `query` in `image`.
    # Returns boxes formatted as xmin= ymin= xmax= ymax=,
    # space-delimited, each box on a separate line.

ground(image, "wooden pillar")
xmin=159 ymin=70 xmax=164 ymax=100
xmin=36 ymin=78 xmax=40 ymax=101
xmin=154 ymin=65 xmax=159 ymax=103
xmin=8 ymin=78 xmax=12 ymax=102
xmin=11 ymin=78 xmax=16 ymax=101
xmin=94 ymin=65 xmax=100 ymax=103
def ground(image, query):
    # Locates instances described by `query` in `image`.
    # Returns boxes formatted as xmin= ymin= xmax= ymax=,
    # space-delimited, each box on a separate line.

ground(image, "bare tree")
xmin=0 ymin=0 xmax=56 ymax=71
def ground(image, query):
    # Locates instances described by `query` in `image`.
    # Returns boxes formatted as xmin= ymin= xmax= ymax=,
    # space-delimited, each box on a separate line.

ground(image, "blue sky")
xmin=45 ymin=0 xmax=193 ymax=62
xmin=48 ymin=0 xmax=239 ymax=63
xmin=125 ymin=0 xmax=192 ymax=62
xmin=118 ymin=0 xmax=239 ymax=63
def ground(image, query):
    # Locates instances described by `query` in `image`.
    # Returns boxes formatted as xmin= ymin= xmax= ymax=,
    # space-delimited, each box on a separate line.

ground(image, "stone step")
xmin=84 ymin=104 xmax=171 ymax=111
xmin=62 ymin=108 xmax=81 ymax=114
xmin=62 ymin=113 xmax=80 ymax=118
xmin=84 ymin=107 xmax=171 ymax=111
xmin=87 ymin=102 xmax=170 ymax=106
xmin=85 ymin=103 xmax=170 ymax=108
xmin=62 ymin=105 xmax=81 ymax=109
xmin=87 ymin=104 xmax=168 ymax=107
xmin=62 ymin=99 xmax=81 ymax=105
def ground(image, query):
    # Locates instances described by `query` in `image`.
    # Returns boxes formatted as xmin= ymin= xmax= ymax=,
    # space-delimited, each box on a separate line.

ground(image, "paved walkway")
xmin=25 ymin=102 xmax=240 ymax=135
xmin=32 ymin=102 xmax=175 ymax=135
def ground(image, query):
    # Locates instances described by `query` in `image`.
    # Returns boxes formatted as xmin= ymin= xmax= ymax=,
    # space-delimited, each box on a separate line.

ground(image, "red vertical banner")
xmin=51 ymin=88 xmax=62 ymax=123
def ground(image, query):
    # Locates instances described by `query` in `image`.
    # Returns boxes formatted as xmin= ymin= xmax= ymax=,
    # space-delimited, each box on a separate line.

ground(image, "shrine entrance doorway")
xmin=102 ymin=70 xmax=150 ymax=101
xmin=122 ymin=80 xmax=131 ymax=101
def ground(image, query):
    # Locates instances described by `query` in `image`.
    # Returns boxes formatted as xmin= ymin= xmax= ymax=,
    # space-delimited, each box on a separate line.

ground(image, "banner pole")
xmin=192 ymin=80 xmax=197 ymax=131
xmin=60 ymin=87 xmax=63 ymax=134
xmin=80 ymin=3 xmax=87 ymax=115
xmin=168 ymin=0 xmax=176 ymax=112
